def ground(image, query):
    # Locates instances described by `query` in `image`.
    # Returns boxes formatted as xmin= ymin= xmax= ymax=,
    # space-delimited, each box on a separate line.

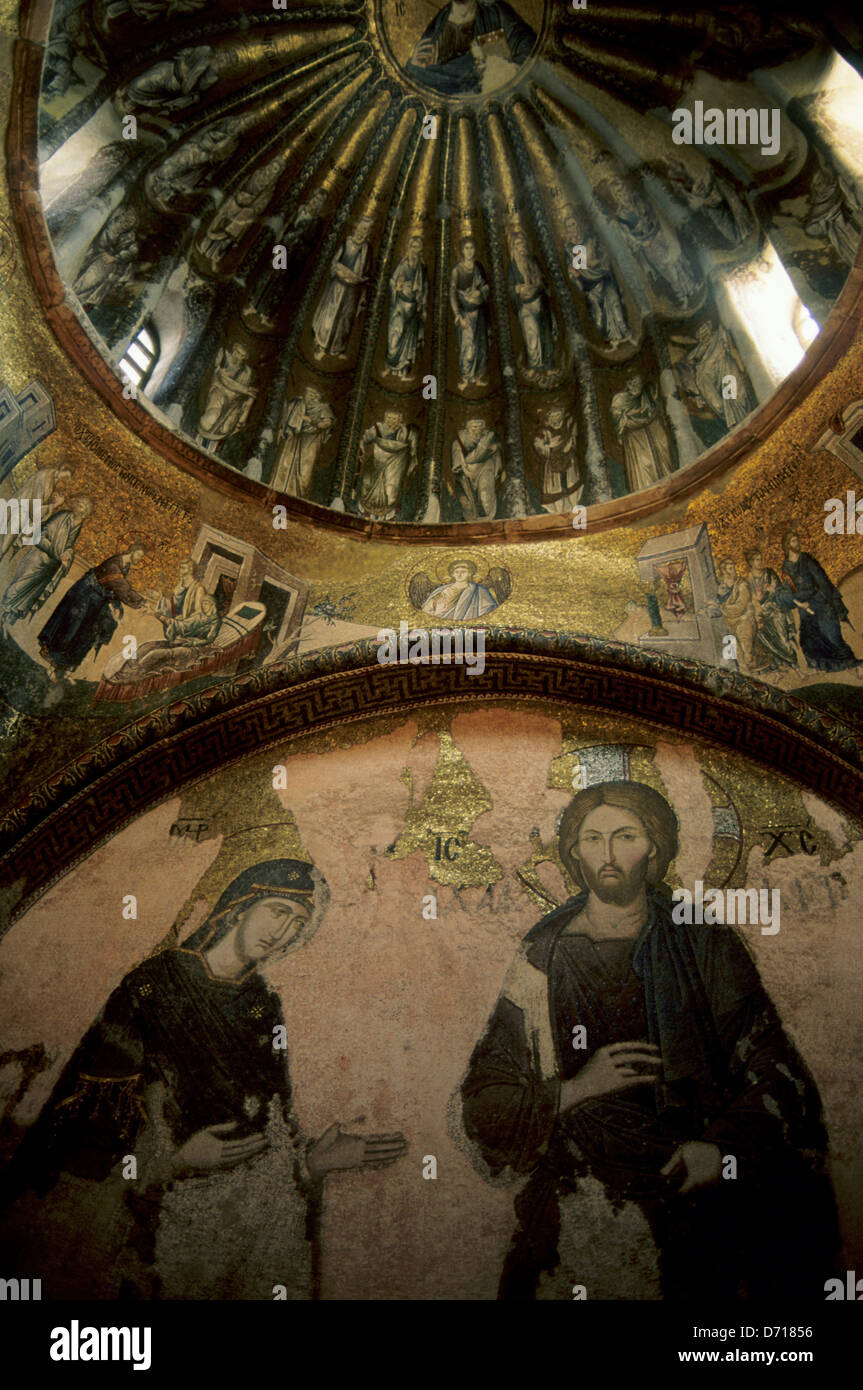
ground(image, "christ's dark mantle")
xmin=405 ymin=2 xmax=536 ymax=94
xmin=461 ymin=890 xmax=839 ymax=1300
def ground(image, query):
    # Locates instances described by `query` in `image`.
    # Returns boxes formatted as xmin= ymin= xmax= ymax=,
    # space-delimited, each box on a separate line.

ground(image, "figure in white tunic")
xmin=386 ymin=236 xmax=429 ymax=379
xmin=271 ymin=387 xmax=336 ymax=498
xmin=312 ymin=217 xmax=375 ymax=359
xmin=610 ymin=375 xmax=675 ymax=493
xmin=356 ymin=410 xmax=418 ymax=521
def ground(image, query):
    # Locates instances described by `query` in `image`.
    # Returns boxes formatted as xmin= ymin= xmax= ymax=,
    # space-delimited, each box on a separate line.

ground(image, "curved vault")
xmin=1 ymin=630 xmax=862 ymax=925
xmin=14 ymin=0 xmax=863 ymax=536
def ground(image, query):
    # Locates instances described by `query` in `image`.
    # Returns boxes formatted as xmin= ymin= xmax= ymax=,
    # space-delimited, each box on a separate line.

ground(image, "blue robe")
xmin=424 ymin=579 xmax=497 ymax=620
xmin=39 ymin=553 xmax=145 ymax=675
xmin=405 ymin=1 xmax=536 ymax=94
xmin=781 ymin=551 xmax=858 ymax=672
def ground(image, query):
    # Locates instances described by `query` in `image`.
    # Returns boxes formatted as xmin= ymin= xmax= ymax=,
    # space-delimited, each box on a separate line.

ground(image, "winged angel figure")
xmin=409 ymin=560 xmax=512 ymax=620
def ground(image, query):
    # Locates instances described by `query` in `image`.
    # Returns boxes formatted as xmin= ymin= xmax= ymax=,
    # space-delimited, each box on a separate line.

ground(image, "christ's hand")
xmin=412 ymin=38 xmax=436 ymax=69
xmin=661 ymin=1141 xmax=722 ymax=1195
xmin=560 ymin=1041 xmax=662 ymax=1109
xmin=307 ymin=1122 xmax=408 ymax=1179
xmin=172 ymin=1121 xmax=268 ymax=1174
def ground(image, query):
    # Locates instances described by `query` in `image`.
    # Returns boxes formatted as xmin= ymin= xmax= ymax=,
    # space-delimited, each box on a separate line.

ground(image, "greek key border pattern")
xmin=1 ymin=635 xmax=861 ymax=927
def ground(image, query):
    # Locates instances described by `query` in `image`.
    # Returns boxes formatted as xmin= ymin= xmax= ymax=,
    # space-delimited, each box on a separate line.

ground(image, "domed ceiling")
xmin=27 ymin=0 xmax=863 ymax=532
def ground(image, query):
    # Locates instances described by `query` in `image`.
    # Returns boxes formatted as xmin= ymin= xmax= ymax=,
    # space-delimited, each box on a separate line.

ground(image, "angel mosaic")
xmin=409 ymin=558 xmax=512 ymax=620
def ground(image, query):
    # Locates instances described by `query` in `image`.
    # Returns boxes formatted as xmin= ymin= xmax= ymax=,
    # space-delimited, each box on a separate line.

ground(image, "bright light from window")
xmin=127 ymin=342 xmax=150 ymax=371
xmin=118 ymin=359 xmax=142 ymax=386
xmin=724 ymin=240 xmax=821 ymax=385
xmin=783 ymin=50 xmax=863 ymax=183
xmin=118 ymin=324 xmax=157 ymax=391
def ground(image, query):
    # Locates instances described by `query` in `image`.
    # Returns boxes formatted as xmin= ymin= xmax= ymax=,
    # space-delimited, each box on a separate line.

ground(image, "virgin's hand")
xmin=172 ymin=1121 xmax=267 ymax=1175
xmin=307 ymin=1122 xmax=408 ymax=1179
xmin=560 ymin=1042 xmax=662 ymax=1110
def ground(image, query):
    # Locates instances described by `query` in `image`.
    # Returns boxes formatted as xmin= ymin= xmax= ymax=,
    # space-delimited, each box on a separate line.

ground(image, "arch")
xmin=1 ymin=633 xmax=860 ymax=927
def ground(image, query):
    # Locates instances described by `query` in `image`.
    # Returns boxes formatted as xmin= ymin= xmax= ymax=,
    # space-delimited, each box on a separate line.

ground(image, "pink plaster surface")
xmin=1 ymin=709 xmax=862 ymax=1299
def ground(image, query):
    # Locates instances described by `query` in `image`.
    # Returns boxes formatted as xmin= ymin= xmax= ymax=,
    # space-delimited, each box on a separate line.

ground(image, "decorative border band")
xmin=1 ymin=633 xmax=860 ymax=929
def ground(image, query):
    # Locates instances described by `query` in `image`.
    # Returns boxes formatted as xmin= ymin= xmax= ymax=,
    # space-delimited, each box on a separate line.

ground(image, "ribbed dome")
xmin=33 ymin=0 xmax=863 ymax=527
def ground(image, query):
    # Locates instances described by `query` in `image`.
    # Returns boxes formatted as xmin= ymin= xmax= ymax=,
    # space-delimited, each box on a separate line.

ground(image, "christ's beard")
xmin=581 ymin=860 xmax=650 ymax=905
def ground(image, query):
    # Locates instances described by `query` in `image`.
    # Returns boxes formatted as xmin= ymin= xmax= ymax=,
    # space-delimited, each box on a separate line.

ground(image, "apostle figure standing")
xmin=677 ymin=322 xmax=755 ymax=431
xmin=199 ymin=157 xmax=282 ymax=265
xmin=532 ymin=406 xmax=581 ymax=514
xmin=73 ymin=208 xmax=139 ymax=311
xmin=608 ymin=176 xmax=700 ymax=306
xmin=149 ymin=121 xmax=239 ymax=209
xmin=611 ymin=375 xmax=675 ymax=493
xmin=312 ymin=216 xmax=374 ymax=359
xmin=271 ymin=386 xmax=336 ymax=498
xmin=244 ymin=188 xmax=328 ymax=330
xmin=196 ymin=343 xmax=257 ymax=453
xmin=449 ymin=417 xmax=503 ymax=521
xmin=803 ymin=160 xmax=862 ymax=267
xmin=450 ymin=238 xmax=491 ymax=387
xmin=356 ymin=410 xmax=419 ymax=521
xmin=509 ymin=232 xmax=555 ymax=376
xmin=386 ymin=236 xmax=429 ymax=379
xmin=122 ymin=45 xmax=218 ymax=110
xmin=663 ymin=158 xmax=751 ymax=246
xmin=564 ymin=211 xmax=629 ymax=348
